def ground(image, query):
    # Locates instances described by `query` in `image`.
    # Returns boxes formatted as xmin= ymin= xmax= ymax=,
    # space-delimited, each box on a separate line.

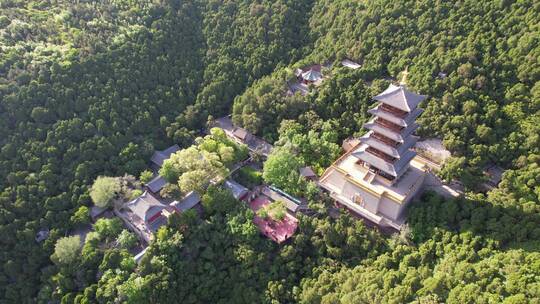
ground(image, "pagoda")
xmin=318 ymin=83 xmax=428 ymax=229
xmin=354 ymin=84 xmax=426 ymax=183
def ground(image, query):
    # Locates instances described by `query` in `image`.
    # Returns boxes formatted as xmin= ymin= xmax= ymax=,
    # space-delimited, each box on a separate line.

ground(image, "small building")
xmin=299 ymin=166 xmax=317 ymax=181
xmin=146 ymin=175 xmax=167 ymax=194
xmin=482 ymin=164 xmax=504 ymax=190
xmin=295 ymin=64 xmax=323 ymax=85
xmin=150 ymin=145 xmax=180 ymax=170
xmin=125 ymin=191 xmax=167 ymax=233
xmin=90 ymin=206 xmax=108 ymax=222
xmin=233 ymin=128 xmax=249 ymax=142
xmin=262 ymin=186 xmax=307 ymax=214
xmin=301 ymin=69 xmax=322 ymax=83
xmin=223 ymin=179 xmax=249 ymax=201
xmin=170 ymin=191 xmax=201 ymax=213
xmin=214 ymin=116 xmax=273 ymax=158
xmin=341 ymin=59 xmax=361 ymax=69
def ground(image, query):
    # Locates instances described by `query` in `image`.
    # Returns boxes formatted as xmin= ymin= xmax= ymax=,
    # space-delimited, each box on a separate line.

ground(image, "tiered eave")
xmin=353 ymin=84 xmax=427 ymax=183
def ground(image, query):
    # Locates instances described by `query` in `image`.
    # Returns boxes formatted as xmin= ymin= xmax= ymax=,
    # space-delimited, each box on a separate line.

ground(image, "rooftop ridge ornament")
xmin=400 ymin=67 xmax=409 ymax=86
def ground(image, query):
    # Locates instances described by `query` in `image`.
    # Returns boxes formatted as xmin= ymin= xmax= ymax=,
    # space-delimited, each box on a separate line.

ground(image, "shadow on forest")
xmin=407 ymin=191 xmax=540 ymax=252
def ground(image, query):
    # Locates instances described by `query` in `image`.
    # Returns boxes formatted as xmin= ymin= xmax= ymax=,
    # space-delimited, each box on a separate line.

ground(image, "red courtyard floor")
xmin=249 ymin=195 xmax=298 ymax=243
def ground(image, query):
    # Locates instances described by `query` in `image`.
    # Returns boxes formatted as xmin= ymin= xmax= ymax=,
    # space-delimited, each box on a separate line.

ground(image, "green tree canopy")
xmin=52 ymin=236 xmax=81 ymax=266
xmin=90 ymin=176 xmax=121 ymax=208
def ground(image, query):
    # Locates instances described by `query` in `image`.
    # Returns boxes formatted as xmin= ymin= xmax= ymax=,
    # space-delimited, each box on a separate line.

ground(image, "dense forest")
xmin=0 ymin=0 xmax=539 ymax=303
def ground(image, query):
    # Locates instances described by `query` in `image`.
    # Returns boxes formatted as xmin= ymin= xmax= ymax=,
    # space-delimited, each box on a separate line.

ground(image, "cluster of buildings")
xmin=116 ymin=123 xmax=304 ymax=246
xmin=287 ymin=59 xmax=361 ymax=96
xmin=215 ymin=80 xmax=430 ymax=232
xmin=93 ymin=66 xmax=447 ymax=256
xmin=116 ymin=145 xmax=202 ymax=243
xmin=213 ymin=116 xmax=273 ymax=158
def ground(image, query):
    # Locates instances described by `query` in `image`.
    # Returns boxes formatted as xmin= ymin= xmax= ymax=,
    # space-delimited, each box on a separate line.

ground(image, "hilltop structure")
xmin=319 ymin=84 xmax=428 ymax=230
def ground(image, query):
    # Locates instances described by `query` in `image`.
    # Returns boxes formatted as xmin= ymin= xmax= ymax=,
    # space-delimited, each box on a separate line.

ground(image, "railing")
xmin=380 ymin=103 xmax=408 ymax=118
xmin=366 ymin=147 xmax=396 ymax=162
xmin=375 ymin=118 xmax=403 ymax=133
xmin=372 ymin=132 xmax=399 ymax=147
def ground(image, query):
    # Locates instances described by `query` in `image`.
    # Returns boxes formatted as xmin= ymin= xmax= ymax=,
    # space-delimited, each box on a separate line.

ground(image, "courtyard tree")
xmin=52 ymin=236 xmax=81 ymax=266
xmin=90 ymin=176 xmax=121 ymax=208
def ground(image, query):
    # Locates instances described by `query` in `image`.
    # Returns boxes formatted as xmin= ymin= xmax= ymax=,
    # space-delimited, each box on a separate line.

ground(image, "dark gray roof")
xmin=363 ymin=119 xmax=419 ymax=143
xmin=262 ymin=186 xmax=304 ymax=213
xmin=90 ymin=206 xmax=107 ymax=219
xmin=233 ymin=128 xmax=248 ymax=140
xmin=368 ymin=105 xmax=424 ymax=128
xmin=150 ymin=145 xmax=180 ymax=167
xmin=299 ymin=166 xmax=317 ymax=178
xmin=170 ymin=191 xmax=201 ymax=212
xmin=126 ymin=191 xmax=165 ymax=222
xmin=301 ymin=69 xmax=322 ymax=82
xmin=353 ymin=146 xmax=416 ymax=177
xmin=341 ymin=59 xmax=361 ymax=69
xmin=223 ymin=180 xmax=249 ymax=200
xmin=373 ymin=84 xmax=427 ymax=112
xmin=360 ymin=132 xmax=418 ymax=159
xmin=214 ymin=116 xmax=273 ymax=157
xmin=146 ymin=175 xmax=167 ymax=193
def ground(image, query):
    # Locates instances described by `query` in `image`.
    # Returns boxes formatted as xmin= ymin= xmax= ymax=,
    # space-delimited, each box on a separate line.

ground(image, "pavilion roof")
xmin=301 ymin=69 xmax=322 ymax=82
xmin=233 ymin=128 xmax=249 ymax=140
xmin=299 ymin=166 xmax=317 ymax=178
xmin=363 ymin=119 xmax=419 ymax=143
xmin=368 ymin=105 xmax=424 ymax=128
xmin=223 ymin=180 xmax=249 ymax=200
xmin=352 ymin=146 xmax=416 ymax=177
xmin=360 ymin=132 xmax=418 ymax=159
xmin=374 ymin=84 xmax=427 ymax=112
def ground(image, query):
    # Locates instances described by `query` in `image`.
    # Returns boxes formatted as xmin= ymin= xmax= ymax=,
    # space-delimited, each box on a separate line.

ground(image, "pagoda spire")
xmin=400 ymin=67 xmax=409 ymax=86
xmin=353 ymin=84 xmax=426 ymax=183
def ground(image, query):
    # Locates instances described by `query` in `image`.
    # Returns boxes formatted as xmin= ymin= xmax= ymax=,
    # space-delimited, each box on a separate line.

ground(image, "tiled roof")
xmin=126 ymin=191 xmax=165 ymax=223
xmin=146 ymin=175 xmax=167 ymax=193
xmin=223 ymin=180 xmax=249 ymax=200
xmin=368 ymin=105 xmax=424 ymax=127
xmin=363 ymin=119 xmax=419 ymax=143
xmin=373 ymin=84 xmax=427 ymax=112
xmin=360 ymin=132 xmax=418 ymax=159
xmin=299 ymin=166 xmax=316 ymax=177
xmin=301 ymin=69 xmax=322 ymax=82
xmin=150 ymin=144 xmax=180 ymax=167
xmin=353 ymin=146 xmax=416 ymax=177
xmin=170 ymin=191 xmax=201 ymax=212
xmin=233 ymin=128 xmax=248 ymax=140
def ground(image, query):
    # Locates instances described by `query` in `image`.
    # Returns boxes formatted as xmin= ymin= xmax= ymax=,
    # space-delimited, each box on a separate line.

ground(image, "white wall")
xmin=378 ymin=196 xmax=401 ymax=220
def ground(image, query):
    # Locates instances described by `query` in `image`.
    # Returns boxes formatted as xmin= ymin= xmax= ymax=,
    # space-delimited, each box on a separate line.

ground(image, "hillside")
xmin=0 ymin=0 xmax=539 ymax=303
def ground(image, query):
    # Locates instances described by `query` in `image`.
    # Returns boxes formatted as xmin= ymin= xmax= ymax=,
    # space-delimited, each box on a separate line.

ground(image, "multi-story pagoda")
xmin=356 ymin=84 xmax=426 ymax=183
xmin=319 ymin=84 xmax=428 ymax=229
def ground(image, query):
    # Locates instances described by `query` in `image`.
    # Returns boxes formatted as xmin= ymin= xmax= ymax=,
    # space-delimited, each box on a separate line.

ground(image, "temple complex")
xmin=319 ymin=84 xmax=428 ymax=230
